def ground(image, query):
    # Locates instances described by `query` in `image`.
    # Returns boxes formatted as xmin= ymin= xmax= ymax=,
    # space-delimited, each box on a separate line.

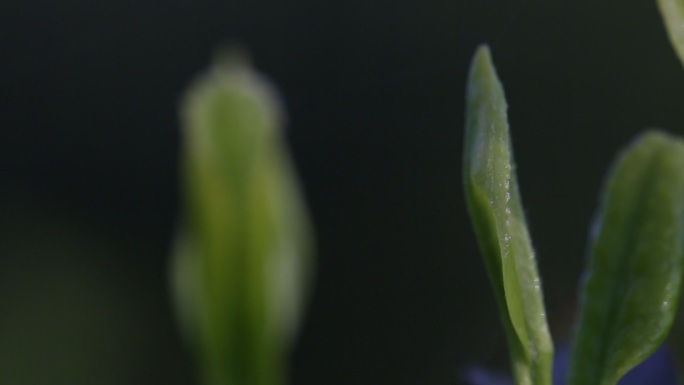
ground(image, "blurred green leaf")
xmin=657 ymin=0 xmax=684 ymax=69
xmin=0 ymin=195 xmax=176 ymax=385
xmin=171 ymin=53 xmax=313 ymax=385
xmin=463 ymin=45 xmax=553 ymax=385
xmin=568 ymin=131 xmax=684 ymax=385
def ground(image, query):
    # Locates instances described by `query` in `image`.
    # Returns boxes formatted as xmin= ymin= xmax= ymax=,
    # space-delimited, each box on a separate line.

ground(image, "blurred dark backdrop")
xmin=2 ymin=1 xmax=684 ymax=384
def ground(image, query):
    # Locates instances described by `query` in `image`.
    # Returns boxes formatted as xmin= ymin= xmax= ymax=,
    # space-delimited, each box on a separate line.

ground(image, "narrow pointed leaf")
xmin=568 ymin=131 xmax=684 ymax=385
xmin=657 ymin=0 xmax=684 ymax=69
xmin=464 ymin=45 xmax=553 ymax=385
xmin=171 ymin=54 xmax=313 ymax=385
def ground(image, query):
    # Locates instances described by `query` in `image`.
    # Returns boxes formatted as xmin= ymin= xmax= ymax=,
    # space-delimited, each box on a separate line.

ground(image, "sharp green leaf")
xmin=171 ymin=53 xmax=313 ymax=385
xmin=657 ymin=0 xmax=684 ymax=69
xmin=463 ymin=45 xmax=553 ymax=385
xmin=568 ymin=131 xmax=684 ymax=385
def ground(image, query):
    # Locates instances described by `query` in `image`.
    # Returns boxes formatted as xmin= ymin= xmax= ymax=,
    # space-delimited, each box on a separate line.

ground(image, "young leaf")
xmin=657 ymin=0 xmax=684 ymax=69
xmin=568 ymin=131 xmax=684 ymax=385
xmin=171 ymin=53 xmax=313 ymax=385
xmin=463 ymin=45 xmax=553 ymax=385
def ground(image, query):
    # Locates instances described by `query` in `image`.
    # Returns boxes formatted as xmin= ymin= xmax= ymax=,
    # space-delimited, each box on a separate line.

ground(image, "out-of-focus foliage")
xmin=657 ymin=0 xmax=684 ymax=69
xmin=0 ymin=193 xmax=184 ymax=385
xmin=171 ymin=53 xmax=313 ymax=385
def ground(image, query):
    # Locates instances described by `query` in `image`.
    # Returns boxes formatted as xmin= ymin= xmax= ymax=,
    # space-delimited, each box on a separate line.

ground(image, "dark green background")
xmin=2 ymin=1 xmax=684 ymax=384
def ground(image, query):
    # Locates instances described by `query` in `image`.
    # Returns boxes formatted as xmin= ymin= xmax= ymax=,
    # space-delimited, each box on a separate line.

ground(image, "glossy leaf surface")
xmin=657 ymin=0 xmax=684 ymax=69
xmin=568 ymin=131 xmax=684 ymax=385
xmin=463 ymin=45 xmax=553 ymax=385
xmin=171 ymin=54 xmax=313 ymax=385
